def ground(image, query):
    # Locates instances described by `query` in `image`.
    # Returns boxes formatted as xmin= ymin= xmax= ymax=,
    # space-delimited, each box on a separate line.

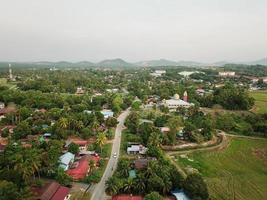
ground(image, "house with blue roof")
xmin=101 ymin=110 xmax=114 ymax=119
xmin=59 ymin=152 xmax=75 ymax=171
xmin=171 ymin=189 xmax=191 ymax=200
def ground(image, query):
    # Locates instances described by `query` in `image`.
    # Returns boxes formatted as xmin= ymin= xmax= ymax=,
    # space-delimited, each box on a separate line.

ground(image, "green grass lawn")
xmin=249 ymin=91 xmax=267 ymax=114
xmin=175 ymin=138 xmax=267 ymax=200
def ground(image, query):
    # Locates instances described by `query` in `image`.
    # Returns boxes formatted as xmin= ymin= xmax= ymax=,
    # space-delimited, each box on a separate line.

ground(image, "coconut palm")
xmin=134 ymin=174 xmax=146 ymax=194
xmin=58 ymin=117 xmax=69 ymax=129
xmin=96 ymin=132 xmax=107 ymax=153
xmin=106 ymin=177 xmax=119 ymax=196
xmin=123 ymin=178 xmax=135 ymax=193
xmin=90 ymin=117 xmax=100 ymax=132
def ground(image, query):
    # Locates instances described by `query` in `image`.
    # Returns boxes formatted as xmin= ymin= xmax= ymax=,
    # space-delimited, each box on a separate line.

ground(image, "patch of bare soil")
xmin=252 ymin=148 xmax=267 ymax=164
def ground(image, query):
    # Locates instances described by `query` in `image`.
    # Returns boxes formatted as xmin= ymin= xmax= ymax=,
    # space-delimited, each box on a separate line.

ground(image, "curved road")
xmin=91 ymin=109 xmax=130 ymax=200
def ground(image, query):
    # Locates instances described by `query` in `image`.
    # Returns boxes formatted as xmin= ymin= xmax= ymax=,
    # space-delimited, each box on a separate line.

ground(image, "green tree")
xmin=13 ymin=121 xmax=31 ymax=140
xmin=58 ymin=117 xmax=69 ymax=129
xmin=183 ymin=174 xmax=209 ymax=200
xmin=68 ymin=143 xmax=79 ymax=154
xmin=106 ymin=117 xmax=118 ymax=128
xmin=96 ymin=132 xmax=107 ymax=153
xmin=0 ymin=180 xmax=20 ymax=200
xmin=144 ymin=192 xmax=164 ymax=200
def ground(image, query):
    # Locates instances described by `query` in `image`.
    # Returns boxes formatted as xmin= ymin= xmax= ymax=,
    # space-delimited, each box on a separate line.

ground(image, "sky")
xmin=0 ymin=0 xmax=267 ymax=63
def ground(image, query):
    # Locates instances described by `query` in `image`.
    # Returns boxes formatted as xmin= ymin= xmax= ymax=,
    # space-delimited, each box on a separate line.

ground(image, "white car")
xmin=113 ymin=152 xmax=117 ymax=158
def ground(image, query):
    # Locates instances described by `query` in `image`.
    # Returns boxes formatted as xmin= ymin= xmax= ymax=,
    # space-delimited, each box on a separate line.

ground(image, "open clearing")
xmin=175 ymin=138 xmax=267 ymax=200
xmin=249 ymin=90 xmax=267 ymax=114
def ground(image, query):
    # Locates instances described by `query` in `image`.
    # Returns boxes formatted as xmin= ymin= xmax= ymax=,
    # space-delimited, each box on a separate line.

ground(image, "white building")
xmin=150 ymin=70 xmax=166 ymax=77
xmin=127 ymin=144 xmax=148 ymax=155
xmin=219 ymin=71 xmax=235 ymax=77
xmin=162 ymin=92 xmax=194 ymax=111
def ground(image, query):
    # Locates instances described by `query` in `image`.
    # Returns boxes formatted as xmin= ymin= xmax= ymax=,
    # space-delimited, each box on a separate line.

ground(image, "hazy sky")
xmin=0 ymin=0 xmax=267 ymax=62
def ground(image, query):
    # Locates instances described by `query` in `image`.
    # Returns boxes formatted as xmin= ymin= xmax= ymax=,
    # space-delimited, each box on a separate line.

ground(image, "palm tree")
xmin=28 ymin=149 xmax=42 ymax=179
xmin=123 ymin=178 xmax=135 ymax=193
xmin=14 ymin=153 xmax=34 ymax=184
xmin=58 ymin=117 xmax=69 ymax=129
xmin=96 ymin=132 xmax=107 ymax=153
xmin=75 ymin=120 xmax=84 ymax=131
xmin=89 ymin=160 xmax=96 ymax=172
xmin=134 ymin=174 xmax=146 ymax=194
xmin=90 ymin=116 xmax=100 ymax=132
xmin=106 ymin=177 xmax=119 ymax=196
xmin=148 ymin=132 xmax=162 ymax=147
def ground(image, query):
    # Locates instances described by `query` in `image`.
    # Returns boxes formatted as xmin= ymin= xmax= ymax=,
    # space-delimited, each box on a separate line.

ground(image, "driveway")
xmin=91 ymin=109 xmax=130 ymax=200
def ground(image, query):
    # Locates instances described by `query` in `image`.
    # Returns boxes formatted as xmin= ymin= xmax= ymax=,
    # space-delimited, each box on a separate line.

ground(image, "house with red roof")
xmin=112 ymin=195 xmax=142 ymax=200
xmin=32 ymin=181 xmax=71 ymax=200
xmin=66 ymin=156 xmax=89 ymax=180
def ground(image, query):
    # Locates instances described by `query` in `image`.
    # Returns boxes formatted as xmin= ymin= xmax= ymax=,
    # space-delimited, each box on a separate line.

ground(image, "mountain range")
xmin=1 ymin=58 xmax=267 ymax=68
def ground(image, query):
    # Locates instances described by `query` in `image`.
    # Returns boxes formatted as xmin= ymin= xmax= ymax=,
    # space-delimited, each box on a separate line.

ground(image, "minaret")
xmin=183 ymin=91 xmax=188 ymax=102
xmin=9 ymin=64 xmax=13 ymax=80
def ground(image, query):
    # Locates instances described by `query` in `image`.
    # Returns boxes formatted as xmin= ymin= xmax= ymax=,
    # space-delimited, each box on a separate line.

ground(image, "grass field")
xmin=175 ymin=138 xmax=267 ymax=200
xmin=249 ymin=90 xmax=267 ymax=114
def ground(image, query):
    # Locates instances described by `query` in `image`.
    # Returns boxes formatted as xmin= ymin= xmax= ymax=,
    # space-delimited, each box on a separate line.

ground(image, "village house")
xmin=59 ymin=152 xmax=75 ymax=171
xmin=170 ymin=189 xmax=191 ymax=200
xmin=150 ymin=70 xmax=166 ymax=77
xmin=218 ymin=71 xmax=235 ymax=77
xmin=32 ymin=181 xmax=71 ymax=200
xmin=66 ymin=156 xmax=89 ymax=180
xmin=0 ymin=105 xmax=16 ymax=120
xmin=75 ymin=87 xmax=85 ymax=95
xmin=127 ymin=143 xmax=148 ymax=155
xmin=160 ymin=127 xmax=170 ymax=134
xmin=84 ymin=109 xmax=114 ymax=120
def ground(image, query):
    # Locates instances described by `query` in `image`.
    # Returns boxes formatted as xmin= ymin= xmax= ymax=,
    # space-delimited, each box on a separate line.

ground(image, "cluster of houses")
xmin=58 ymin=138 xmax=100 ymax=180
xmin=84 ymin=109 xmax=114 ymax=119
xmin=150 ymin=70 xmax=166 ymax=77
xmin=218 ymin=71 xmax=236 ymax=77
xmin=31 ymin=181 xmax=71 ymax=200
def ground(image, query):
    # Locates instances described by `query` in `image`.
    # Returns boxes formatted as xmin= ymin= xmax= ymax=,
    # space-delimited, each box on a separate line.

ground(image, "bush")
xmin=144 ymin=192 xmax=164 ymax=200
xmin=183 ymin=174 xmax=209 ymax=200
xmin=68 ymin=143 xmax=79 ymax=154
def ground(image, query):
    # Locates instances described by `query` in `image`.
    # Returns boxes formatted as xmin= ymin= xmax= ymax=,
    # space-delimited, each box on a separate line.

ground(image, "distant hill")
xmin=246 ymin=58 xmax=267 ymax=66
xmin=135 ymin=59 xmax=205 ymax=67
xmin=0 ymin=58 xmax=266 ymax=69
xmin=97 ymin=58 xmax=134 ymax=67
xmin=135 ymin=59 xmax=179 ymax=67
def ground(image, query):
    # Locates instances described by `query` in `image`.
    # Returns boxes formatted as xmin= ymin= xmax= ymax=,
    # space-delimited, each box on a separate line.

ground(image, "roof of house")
xmin=101 ymin=110 xmax=114 ymax=117
xmin=165 ymin=99 xmax=191 ymax=106
xmin=112 ymin=195 xmax=143 ymax=200
xmin=171 ymin=190 xmax=191 ymax=200
xmin=127 ymin=145 xmax=140 ymax=152
xmin=0 ymin=107 xmax=16 ymax=115
xmin=66 ymin=156 xmax=89 ymax=180
xmin=134 ymin=159 xmax=148 ymax=170
xmin=72 ymin=140 xmax=88 ymax=146
xmin=32 ymin=181 xmax=70 ymax=200
xmin=59 ymin=152 xmax=75 ymax=166
xmin=129 ymin=170 xmax=136 ymax=178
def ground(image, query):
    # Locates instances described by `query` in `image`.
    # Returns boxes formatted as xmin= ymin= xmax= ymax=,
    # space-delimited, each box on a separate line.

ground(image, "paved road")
xmin=91 ymin=109 xmax=130 ymax=200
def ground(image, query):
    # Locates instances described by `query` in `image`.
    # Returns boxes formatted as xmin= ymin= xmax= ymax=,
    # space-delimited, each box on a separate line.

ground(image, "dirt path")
xmin=167 ymin=133 xmax=229 ymax=156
